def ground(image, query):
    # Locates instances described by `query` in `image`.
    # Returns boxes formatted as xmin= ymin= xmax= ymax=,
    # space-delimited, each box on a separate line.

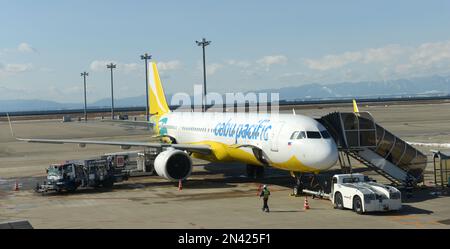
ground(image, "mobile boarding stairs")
xmin=318 ymin=111 xmax=427 ymax=187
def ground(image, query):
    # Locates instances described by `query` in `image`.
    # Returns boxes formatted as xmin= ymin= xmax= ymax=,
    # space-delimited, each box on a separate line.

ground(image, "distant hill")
xmin=257 ymin=75 xmax=450 ymax=101
xmin=90 ymin=95 xmax=147 ymax=108
xmin=0 ymin=99 xmax=82 ymax=112
xmin=1 ymin=74 xmax=450 ymax=112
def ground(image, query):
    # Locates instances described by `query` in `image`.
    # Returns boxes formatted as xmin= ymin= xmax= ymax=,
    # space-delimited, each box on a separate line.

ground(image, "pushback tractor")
xmin=331 ymin=173 xmax=402 ymax=214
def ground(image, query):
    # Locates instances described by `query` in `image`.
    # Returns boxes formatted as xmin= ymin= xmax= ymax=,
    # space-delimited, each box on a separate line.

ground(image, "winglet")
xmin=352 ymin=99 xmax=360 ymax=113
xmin=6 ymin=113 xmax=15 ymax=137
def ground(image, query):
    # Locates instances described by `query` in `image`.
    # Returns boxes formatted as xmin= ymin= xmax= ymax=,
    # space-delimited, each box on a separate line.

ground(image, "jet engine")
xmin=154 ymin=148 xmax=192 ymax=181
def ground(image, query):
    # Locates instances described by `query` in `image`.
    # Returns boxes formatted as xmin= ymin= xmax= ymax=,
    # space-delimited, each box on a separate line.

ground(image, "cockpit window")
xmin=290 ymin=131 xmax=299 ymax=139
xmin=306 ymin=131 xmax=321 ymax=139
xmin=320 ymin=130 xmax=331 ymax=139
xmin=297 ymin=131 xmax=306 ymax=139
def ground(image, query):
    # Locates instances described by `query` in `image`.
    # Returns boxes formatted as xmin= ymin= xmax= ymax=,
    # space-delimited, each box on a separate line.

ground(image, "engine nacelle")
xmin=154 ymin=148 xmax=192 ymax=181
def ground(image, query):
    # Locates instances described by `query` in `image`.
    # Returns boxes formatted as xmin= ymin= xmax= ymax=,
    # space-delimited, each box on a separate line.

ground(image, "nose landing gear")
xmin=291 ymin=172 xmax=329 ymax=197
xmin=292 ymin=172 xmax=304 ymax=196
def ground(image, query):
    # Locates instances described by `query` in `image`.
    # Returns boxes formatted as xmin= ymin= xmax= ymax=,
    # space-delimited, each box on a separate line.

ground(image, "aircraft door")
xmin=270 ymin=121 xmax=285 ymax=152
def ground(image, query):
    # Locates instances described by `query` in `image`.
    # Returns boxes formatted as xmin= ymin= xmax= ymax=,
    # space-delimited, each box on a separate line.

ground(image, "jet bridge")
xmin=318 ymin=111 xmax=427 ymax=186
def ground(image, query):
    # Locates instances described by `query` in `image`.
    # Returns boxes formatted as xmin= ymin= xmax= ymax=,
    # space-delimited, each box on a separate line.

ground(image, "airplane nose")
xmin=319 ymin=141 xmax=339 ymax=169
xmin=304 ymin=140 xmax=339 ymax=170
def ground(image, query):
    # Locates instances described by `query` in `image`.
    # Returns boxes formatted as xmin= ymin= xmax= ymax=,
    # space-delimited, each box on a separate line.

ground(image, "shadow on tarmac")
xmin=269 ymin=210 xmax=303 ymax=213
xmin=361 ymin=204 xmax=434 ymax=216
xmin=6 ymin=161 xmax=449 ymax=211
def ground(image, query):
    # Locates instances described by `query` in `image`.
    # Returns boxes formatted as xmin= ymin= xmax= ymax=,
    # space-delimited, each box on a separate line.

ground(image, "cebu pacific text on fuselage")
xmin=214 ymin=119 xmax=272 ymax=141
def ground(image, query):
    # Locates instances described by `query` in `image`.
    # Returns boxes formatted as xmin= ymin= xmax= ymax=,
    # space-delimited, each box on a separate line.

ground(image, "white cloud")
xmin=226 ymin=59 xmax=251 ymax=68
xmin=5 ymin=63 xmax=33 ymax=73
xmin=17 ymin=42 xmax=36 ymax=53
xmin=394 ymin=64 xmax=414 ymax=75
xmin=0 ymin=63 xmax=33 ymax=77
xmin=206 ymin=63 xmax=223 ymax=76
xmin=278 ymin=71 xmax=339 ymax=85
xmin=90 ymin=60 xmax=118 ymax=72
xmin=157 ymin=60 xmax=181 ymax=71
xmin=256 ymin=55 xmax=288 ymax=68
xmin=392 ymin=41 xmax=450 ymax=77
xmin=122 ymin=63 xmax=140 ymax=73
xmin=363 ymin=45 xmax=406 ymax=64
xmin=304 ymin=45 xmax=409 ymax=71
xmin=196 ymin=62 xmax=223 ymax=76
xmin=0 ymin=43 xmax=35 ymax=78
xmin=90 ymin=60 xmax=181 ymax=74
xmin=221 ymin=55 xmax=287 ymax=77
xmin=303 ymin=40 xmax=450 ymax=81
xmin=409 ymin=41 xmax=450 ymax=66
xmin=1 ymin=42 xmax=36 ymax=54
xmin=305 ymin=52 xmax=363 ymax=71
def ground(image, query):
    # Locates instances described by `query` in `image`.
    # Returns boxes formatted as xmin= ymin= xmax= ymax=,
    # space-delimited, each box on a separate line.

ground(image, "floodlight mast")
xmin=140 ymin=53 xmax=152 ymax=121
xmin=106 ymin=63 xmax=117 ymax=120
xmin=80 ymin=72 xmax=89 ymax=122
xmin=195 ymin=38 xmax=211 ymax=112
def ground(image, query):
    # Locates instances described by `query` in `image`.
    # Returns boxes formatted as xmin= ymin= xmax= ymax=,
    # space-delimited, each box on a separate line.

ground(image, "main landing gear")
xmin=246 ymin=164 xmax=265 ymax=179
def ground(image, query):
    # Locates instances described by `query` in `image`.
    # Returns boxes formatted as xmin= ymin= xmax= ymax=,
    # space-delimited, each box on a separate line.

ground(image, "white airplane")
xmin=17 ymin=62 xmax=339 ymax=192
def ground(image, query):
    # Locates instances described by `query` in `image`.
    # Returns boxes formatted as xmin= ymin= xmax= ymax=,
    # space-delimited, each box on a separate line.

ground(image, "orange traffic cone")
xmin=13 ymin=180 xmax=19 ymax=191
xmin=178 ymin=180 xmax=182 ymax=191
xmin=304 ymin=196 xmax=310 ymax=210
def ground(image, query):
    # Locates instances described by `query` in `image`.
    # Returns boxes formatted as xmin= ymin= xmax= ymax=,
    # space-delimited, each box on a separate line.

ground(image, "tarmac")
xmin=0 ymin=101 xmax=449 ymax=228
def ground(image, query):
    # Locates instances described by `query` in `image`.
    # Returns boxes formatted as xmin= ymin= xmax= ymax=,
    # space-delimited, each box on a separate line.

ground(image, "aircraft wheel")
xmin=293 ymin=185 xmax=302 ymax=196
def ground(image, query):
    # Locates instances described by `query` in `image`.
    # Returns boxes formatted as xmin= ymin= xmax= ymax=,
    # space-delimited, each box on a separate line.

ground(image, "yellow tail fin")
xmin=352 ymin=99 xmax=360 ymax=113
xmin=148 ymin=62 xmax=170 ymax=116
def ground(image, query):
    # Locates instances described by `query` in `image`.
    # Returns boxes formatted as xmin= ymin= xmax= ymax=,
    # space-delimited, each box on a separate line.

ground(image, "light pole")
xmin=195 ymin=38 xmax=211 ymax=112
xmin=140 ymin=53 xmax=152 ymax=121
xmin=106 ymin=63 xmax=117 ymax=120
xmin=80 ymin=72 xmax=89 ymax=122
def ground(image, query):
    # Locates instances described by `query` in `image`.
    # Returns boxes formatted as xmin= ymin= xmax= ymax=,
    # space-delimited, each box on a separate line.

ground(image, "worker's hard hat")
xmin=263 ymin=185 xmax=267 ymax=188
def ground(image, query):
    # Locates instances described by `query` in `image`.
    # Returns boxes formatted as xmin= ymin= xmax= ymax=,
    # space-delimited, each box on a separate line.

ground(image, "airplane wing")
xmin=16 ymin=138 xmax=212 ymax=155
xmin=100 ymin=119 xmax=154 ymax=128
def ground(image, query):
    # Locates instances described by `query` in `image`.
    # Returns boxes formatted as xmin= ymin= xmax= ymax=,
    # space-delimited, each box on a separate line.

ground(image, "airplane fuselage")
xmin=155 ymin=111 xmax=339 ymax=173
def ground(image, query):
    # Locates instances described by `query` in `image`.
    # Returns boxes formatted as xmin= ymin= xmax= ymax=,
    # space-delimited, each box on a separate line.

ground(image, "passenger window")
xmin=306 ymin=131 xmax=321 ymax=139
xmin=320 ymin=130 xmax=331 ymax=139
xmin=290 ymin=131 xmax=299 ymax=139
xmin=297 ymin=131 xmax=306 ymax=139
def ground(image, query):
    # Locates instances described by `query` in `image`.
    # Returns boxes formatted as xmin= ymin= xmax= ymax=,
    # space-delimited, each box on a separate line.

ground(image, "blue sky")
xmin=1 ymin=0 xmax=450 ymax=103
